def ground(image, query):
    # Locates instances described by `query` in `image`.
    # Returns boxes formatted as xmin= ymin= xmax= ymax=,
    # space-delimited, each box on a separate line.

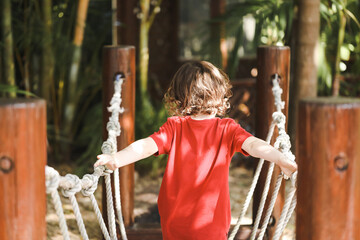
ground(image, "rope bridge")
xmin=45 ymin=74 xmax=297 ymax=240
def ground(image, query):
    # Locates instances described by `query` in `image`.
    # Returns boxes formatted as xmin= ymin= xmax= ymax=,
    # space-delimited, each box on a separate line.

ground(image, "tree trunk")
xmin=117 ymin=0 xmax=139 ymax=46
xmin=210 ymin=0 xmax=227 ymax=69
xmin=0 ymin=0 xmax=16 ymax=97
xmin=289 ymin=0 xmax=320 ymax=149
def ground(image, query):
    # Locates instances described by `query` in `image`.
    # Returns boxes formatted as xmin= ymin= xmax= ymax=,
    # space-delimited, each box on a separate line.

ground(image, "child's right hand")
xmin=94 ymin=154 xmax=119 ymax=170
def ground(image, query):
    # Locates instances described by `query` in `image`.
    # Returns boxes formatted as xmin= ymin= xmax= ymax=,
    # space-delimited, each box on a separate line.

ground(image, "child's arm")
xmin=241 ymin=136 xmax=298 ymax=177
xmin=94 ymin=137 xmax=158 ymax=170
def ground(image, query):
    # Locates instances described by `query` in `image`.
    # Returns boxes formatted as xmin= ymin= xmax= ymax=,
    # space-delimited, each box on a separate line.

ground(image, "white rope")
xmin=254 ymin=78 xmax=297 ymax=240
xmin=45 ymin=166 xmax=70 ymax=240
xmin=250 ymin=162 xmax=276 ymax=240
xmin=229 ymin=75 xmax=297 ymax=240
xmin=256 ymin=174 xmax=283 ymax=240
xmin=111 ymin=77 xmax=128 ymax=240
xmin=60 ymin=174 xmax=89 ymax=240
xmin=114 ymin=168 xmax=128 ymax=240
xmin=104 ymin=174 xmax=118 ymax=240
xmin=272 ymin=187 xmax=297 ymax=240
xmin=101 ymin=77 xmax=126 ymax=240
xmin=81 ymin=173 xmax=111 ymax=240
xmin=281 ymin=192 xmax=297 ymax=234
xmin=45 ymin=74 xmax=128 ymax=240
xmin=228 ymin=122 xmax=276 ymax=240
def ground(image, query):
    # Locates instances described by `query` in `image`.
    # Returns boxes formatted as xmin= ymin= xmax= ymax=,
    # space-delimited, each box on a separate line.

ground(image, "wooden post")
xmin=102 ymin=46 xmax=135 ymax=229
xmin=0 ymin=99 xmax=47 ymax=240
xmin=297 ymin=98 xmax=360 ymax=240
xmin=254 ymin=46 xmax=290 ymax=239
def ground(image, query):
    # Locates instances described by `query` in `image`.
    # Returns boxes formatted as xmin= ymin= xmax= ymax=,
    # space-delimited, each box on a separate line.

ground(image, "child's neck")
xmin=190 ymin=113 xmax=216 ymax=120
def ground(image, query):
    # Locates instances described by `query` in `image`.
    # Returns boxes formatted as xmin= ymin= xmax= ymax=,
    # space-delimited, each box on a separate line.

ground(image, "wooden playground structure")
xmin=1 ymin=45 xmax=360 ymax=240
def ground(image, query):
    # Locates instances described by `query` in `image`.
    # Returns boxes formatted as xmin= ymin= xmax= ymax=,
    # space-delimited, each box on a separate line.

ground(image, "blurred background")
xmin=1 ymin=0 xmax=359 ymax=177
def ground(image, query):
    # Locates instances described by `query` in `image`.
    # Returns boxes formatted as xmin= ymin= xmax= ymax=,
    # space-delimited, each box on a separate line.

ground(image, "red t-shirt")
xmin=150 ymin=116 xmax=252 ymax=240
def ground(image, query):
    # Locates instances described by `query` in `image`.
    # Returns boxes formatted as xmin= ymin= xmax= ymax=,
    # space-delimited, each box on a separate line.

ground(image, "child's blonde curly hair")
xmin=164 ymin=61 xmax=232 ymax=117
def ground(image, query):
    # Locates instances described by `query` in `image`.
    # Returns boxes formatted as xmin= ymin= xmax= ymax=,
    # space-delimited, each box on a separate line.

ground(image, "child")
xmin=94 ymin=61 xmax=297 ymax=240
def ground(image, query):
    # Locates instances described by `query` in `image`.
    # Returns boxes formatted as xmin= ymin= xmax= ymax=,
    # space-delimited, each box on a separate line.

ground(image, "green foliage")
xmin=206 ymin=0 xmax=294 ymax=78
xmin=0 ymin=83 xmax=38 ymax=97
xmin=135 ymin=91 xmax=168 ymax=176
xmin=319 ymin=0 xmax=360 ymax=96
xmin=5 ymin=0 xmax=111 ymax=168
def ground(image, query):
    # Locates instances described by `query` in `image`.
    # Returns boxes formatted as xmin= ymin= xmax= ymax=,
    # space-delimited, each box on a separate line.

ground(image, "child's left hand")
xmin=94 ymin=154 xmax=119 ymax=170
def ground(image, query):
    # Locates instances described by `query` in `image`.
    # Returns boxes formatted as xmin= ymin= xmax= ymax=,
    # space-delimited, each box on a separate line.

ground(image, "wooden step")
xmin=120 ymin=224 xmax=267 ymax=240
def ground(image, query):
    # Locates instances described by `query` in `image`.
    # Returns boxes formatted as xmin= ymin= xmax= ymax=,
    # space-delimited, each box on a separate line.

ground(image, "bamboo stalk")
xmin=112 ymin=0 xmax=118 ymax=45
xmin=0 ymin=0 xmax=16 ymax=97
xmin=332 ymin=10 xmax=346 ymax=97
xmin=138 ymin=0 xmax=162 ymax=95
xmin=64 ymin=0 xmax=90 ymax=139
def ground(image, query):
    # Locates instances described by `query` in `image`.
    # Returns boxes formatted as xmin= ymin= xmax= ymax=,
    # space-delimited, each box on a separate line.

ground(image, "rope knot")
xmin=81 ymin=174 xmax=99 ymax=196
xmin=272 ymin=79 xmax=285 ymax=110
xmin=107 ymin=121 xmax=121 ymax=136
xmin=101 ymin=139 xmax=117 ymax=154
xmin=272 ymin=112 xmax=285 ymax=124
xmin=60 ymin=174 xmax=82 ymax=198
xmin=274 ymin=134 xmax=291 ymax=151
xmin=45 ymin=166 xmax=60 ymax=193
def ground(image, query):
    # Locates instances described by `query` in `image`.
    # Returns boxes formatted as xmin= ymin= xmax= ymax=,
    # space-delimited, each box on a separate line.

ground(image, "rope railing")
xmin=45 ymin=73 xmax=128 ymax=240
xmin=228 ymin=75 xmax=297 ymax=240
xmin=45 ymin=73 xmax=296 ymax=240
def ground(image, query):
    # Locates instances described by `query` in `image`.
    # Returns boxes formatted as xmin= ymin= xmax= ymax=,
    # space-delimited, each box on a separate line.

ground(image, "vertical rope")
xmin=89 ymin=194 xmax=111 ymax=240
xmin=256 ymin=174 xmax=283 ymax=240
xmin=229 ymin=75 xmax=296 ymax=240
xmin=69 ymin=195 xmax=89 ymax=240
xmin=111 ymin=74 xmax=128 ymax=240
xmin=60 ymin=174 xmax=89 ymax=240
xmin=282 ymin=193 xmax=297 ymax=233
xmin=249 ymin=163 xmax=276 ymax=240
xmin=228 ymin=122 xmax=276 ymax=240
xmin=45 ymin=74 xmax=128 ymax=240
xmin=81 ymin=172 xmax=111 ymax=240
xmin=50 ymin=190 xmax=71 ymax=240
xmin=101 ymin=75 xmax=126 ymax=240
xmin=114 ymin=168 xmax=128 ymax=240
xmin=272 ymin=189 xmax=297 ymax=240
xmin=46 ymin=166 xmax=71 ymax=240
xmin=105 ymin=174 xmax=118 ymax=240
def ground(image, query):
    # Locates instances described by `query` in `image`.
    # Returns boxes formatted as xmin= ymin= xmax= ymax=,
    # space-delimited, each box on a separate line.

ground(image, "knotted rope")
xmin=45 ymin=166 xmax=70 ymax=240
xmin=228 ymin=75 xmax=297 ymax=240
xmin=45 ymin=73 xmax=128 ymax=240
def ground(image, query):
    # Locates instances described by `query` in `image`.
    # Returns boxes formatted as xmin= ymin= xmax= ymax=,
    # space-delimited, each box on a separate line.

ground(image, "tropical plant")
xmin=221 ymin=0 xmax=294 ymax=78
xmin=0 ymin=0 xmax=16 ymax=97
xmin=319 ymin=0 xmax=360 ymax=96
xmin=132 ymin=0 xmax=169 ymax=175
xmin=1 ymin=0 xmax=112 ymax=171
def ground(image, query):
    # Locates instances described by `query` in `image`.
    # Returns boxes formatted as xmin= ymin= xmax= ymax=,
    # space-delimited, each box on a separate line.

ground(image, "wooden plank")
xmin=0 ymin=99 xmax=47 ymax=240
xmin=254 ymin=46 xmax=290 ymax=239
xmin=102 ymin=46 xmax=136 ymax=228
xmin=123 ymin=224 xmax=268 ymax=240
xmin=297 ymin=97 xmax=360 ymax=240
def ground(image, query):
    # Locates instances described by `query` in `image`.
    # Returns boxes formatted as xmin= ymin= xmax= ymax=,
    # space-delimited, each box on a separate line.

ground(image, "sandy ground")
xmin=46 ymin=167 xmax=295 ymax=239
